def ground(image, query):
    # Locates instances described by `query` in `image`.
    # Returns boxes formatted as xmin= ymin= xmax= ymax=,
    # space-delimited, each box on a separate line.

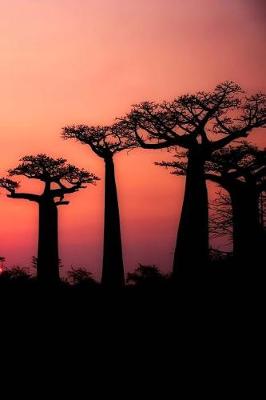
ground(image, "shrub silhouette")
xmin=127 ymin=264 xmax=168 ymax=288
xmin=0 ymin=267 xmax=33 ymax=292
xmin=0 ymin=266 xmax=31 ymax=281
xmin=68 ymin=267 xmax=99 ymax=289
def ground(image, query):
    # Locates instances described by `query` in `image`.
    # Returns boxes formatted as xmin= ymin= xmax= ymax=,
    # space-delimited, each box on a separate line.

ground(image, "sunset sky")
xmin=0 ymin=0 xmax=265 ymax=277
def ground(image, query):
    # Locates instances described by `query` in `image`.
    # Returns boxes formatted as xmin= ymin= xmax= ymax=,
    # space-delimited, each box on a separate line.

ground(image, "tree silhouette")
xmin=205 ymin=143 xmax=266 ymax=267
xmin=210 ymin=190 xmax=265 ymax=248
xmin=62 ymin=123 xmax=134 ymax=288
xmin=0 ymin=154 xmax=98 ymax=284
xmin=122 ymin=82 xmax=266 ymax=277
xmin=158 ymin=142 xmax=266 ymax=269
xmin=157 ymin=157 xmax=235 ymax=246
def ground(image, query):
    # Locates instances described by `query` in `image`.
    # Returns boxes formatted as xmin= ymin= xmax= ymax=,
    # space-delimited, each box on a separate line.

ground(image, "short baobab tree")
xmin=0 ymin=154 xmax=98 ymax=284
xmin=122 ymin=82 xmax=266 ymax=277
xmin=62 ymin=123 xmax=134 ymax=288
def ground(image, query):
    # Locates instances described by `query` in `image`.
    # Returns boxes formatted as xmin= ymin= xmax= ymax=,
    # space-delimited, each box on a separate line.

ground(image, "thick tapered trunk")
xmin=230 ymin=186 xmax=265 ymax=268
xmin=37 ymin=200 xmax=59 ymax=284
xmin=173 ymin=149 xmax=209 ymax=278
xmin=101 ymin=156 xmax=125 ymax=288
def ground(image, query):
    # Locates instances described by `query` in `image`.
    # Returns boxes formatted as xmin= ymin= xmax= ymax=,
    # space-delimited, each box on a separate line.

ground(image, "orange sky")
xmin=0 ymin=0 xmax=265 ymax=277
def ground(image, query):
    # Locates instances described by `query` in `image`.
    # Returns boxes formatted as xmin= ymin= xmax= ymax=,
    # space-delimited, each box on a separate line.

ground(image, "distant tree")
xmin=210 ymin=190 xmax=264 ymax=250
xmin=158 ymin=142 xmax=266 ymax=268
xmin=62 ymin=123 xmax=134 ymax=289
xmin=122 ymin=82 xmax=266 ymax=277
xmin=0 ymin=154 xmax=98 ymax=284
xmin=205 ymin=143 xmax=266 ymax=266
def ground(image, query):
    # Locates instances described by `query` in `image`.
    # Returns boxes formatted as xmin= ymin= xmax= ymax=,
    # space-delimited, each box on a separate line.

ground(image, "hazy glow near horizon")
xmin=0 ymin=0 xmax=265 ymax=277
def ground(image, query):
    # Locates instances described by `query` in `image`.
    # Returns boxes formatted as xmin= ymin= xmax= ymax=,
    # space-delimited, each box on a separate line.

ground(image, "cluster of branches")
xmin=209 ymin=192 xmax=233 ymax=241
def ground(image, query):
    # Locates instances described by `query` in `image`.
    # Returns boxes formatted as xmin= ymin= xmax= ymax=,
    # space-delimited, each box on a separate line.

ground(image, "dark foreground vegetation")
xmin=0 ymin=258 xmax=262 ymax=319
xmin=1 ymin=259 xmax=263 ymax=378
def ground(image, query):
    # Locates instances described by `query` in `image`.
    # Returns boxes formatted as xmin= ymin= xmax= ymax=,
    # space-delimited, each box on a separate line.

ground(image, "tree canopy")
xmin=120 ymin=81 xmax=266 ymax=153
xmin=0 ymin=154 xmax=99 ymax=205
xmin=62 ymin=122 xmax=135 ymax=158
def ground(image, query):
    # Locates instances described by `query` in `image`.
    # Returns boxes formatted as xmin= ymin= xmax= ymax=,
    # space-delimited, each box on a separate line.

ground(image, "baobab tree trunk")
xmin=173 ymin=149 xmax=209 ymax=279
xmin=230 ymin=186 xmax=265 ymax=269
xmin=101 ymin=156 xmax=125 ymax=288
xmin=37 ymin=200 xmax=59 ymax=284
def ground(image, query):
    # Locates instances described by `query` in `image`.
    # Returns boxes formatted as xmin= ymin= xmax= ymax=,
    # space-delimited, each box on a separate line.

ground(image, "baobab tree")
xmin=205 ymin=143 xmax=266 ymax=268
xmin=210 ymin=190 xmax=266 ymax=251
xmin=62 ymin=123 xmax=134 ymax=288
xmin=157 ymin=142 xmax=266 ymax=269
xmin=121 ymin=82 xmax=266 ymax=277
xmin=0 ymin=154 xmax=98 ymax=284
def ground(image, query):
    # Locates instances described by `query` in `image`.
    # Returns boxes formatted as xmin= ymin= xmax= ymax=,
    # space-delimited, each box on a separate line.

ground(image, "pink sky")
xmin=0 ymin=0 xmax=265 ymax=277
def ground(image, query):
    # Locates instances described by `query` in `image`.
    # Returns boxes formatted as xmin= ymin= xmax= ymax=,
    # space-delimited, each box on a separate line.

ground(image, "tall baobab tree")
xmin=62 ymin=123 xmax=134 ymax=288
xmin=157 ymin=142 xmax=266 ymax=269
xmin=121 ymin=82 xmax=266 ymax=277
xmin=0 ymin=154 xmax=98 ymax=284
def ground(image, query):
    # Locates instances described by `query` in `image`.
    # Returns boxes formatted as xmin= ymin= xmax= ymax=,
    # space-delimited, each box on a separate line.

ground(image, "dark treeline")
xmin=0 ymin=81 xmax=265 ymax=294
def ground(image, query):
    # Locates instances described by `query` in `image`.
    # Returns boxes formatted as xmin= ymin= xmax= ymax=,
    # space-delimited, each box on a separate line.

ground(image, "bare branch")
xmin=0 ymin=177 xmax=40 ymax=202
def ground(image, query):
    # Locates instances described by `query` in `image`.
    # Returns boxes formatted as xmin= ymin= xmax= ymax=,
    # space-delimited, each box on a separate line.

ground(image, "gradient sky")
xmin=0 ymin=0 xmax=265 ymax=277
